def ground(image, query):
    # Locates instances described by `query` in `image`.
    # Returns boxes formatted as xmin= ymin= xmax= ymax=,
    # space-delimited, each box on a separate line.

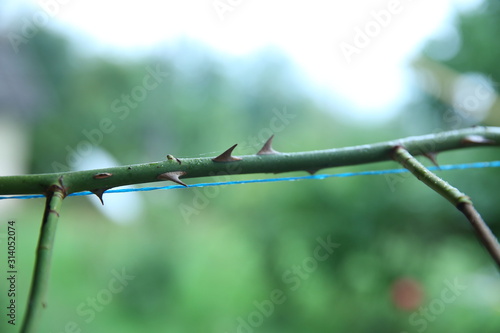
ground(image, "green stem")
xmin=0 ymin=126 xmax=499 ymax=196
xmin=20 ymin=180 xmax=66 ymax=333
xmin=457 ymin=202 xmax=500 ymax=268
xmin=392 ymin=146 xmax=471 ymax=206
xmin=392 ymin=146 xmax=500 ymax=269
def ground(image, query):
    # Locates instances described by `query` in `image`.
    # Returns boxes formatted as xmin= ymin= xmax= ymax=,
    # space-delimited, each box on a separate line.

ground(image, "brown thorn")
xmin=306 ymin=169 xmax=319 ymax=175
xmin=93 ymin=172 xmax=113 ymax=179
xmin=90 ymin=188 xmax=110 ymax=205
xmin=422 ymin=152 xmax=439 ymax=168
xmin=257 ymin=135 xmax=279 ymax=155
xmin=461 ymin=135 xmax=496 ymax=146
xmin=166 ymin=155 xmax=182 ymax=164
xmin=212 ymin=144 xmax=242 ymax=162
xmin=157 ymin=171 xmax=188 ymax=187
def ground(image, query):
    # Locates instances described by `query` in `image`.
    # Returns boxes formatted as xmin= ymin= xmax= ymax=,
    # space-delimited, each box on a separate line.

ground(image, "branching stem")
xmin=1 ymin=126 xmax=498 ymax=331
xmin=0 ymin=126 xmax=499 ymax=196
xmin=392 ymin=146 xmax=500 ymax=268
xmin=20 ymin=180 xmax=66 ymax=333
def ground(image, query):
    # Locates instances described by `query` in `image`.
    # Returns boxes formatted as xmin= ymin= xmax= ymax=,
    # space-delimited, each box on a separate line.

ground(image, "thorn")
xmin=422 ymin=152 xmax=439 ymax=167
xmin=166 ymin=154 xmax=182 ymax=164
xmin=93 ymin=172 xmax=113 ymax=179
xmin=257 ymin=135 xmax=279 ymax=155
xmin=212 ymin=144 xmax=242 ymax=162
xmin=90 ymin=188 xmax=110 ymax=205
xmin=157 ymin=171 xmax=187 ymax=187
xmin=461 ymin=135 xmax=496 ymax=145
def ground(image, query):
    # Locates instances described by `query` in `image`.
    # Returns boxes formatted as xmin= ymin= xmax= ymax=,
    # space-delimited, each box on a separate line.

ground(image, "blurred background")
xmin=1 ymin=0 xmax=500 ymax=332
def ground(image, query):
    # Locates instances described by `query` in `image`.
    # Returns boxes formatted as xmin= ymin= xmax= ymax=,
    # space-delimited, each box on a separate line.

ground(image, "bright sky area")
xmin=1 ymin=0 xmax=483 ymax=118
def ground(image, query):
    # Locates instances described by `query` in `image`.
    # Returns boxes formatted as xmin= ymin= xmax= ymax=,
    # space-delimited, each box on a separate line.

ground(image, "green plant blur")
xmin=0 ymin=2 xmax=499 ymax=332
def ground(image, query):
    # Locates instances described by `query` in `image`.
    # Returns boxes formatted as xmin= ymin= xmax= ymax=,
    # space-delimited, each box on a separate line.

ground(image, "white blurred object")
xmin=6 ymin=0 xmax=484 ymax=118
xmin=0 ymin=116 xmax=30 ymax=213
xmin=70 ymin=147 xmax=143 ymax=225
xmin=0 ymin=116 xmax=29 ymax=176
xmin=452 ymin=73 xmax=496 ymax=125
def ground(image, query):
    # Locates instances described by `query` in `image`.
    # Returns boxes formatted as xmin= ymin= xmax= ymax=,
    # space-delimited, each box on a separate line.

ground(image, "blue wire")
xmin=1 ymin=161 xmax=500 ymax=201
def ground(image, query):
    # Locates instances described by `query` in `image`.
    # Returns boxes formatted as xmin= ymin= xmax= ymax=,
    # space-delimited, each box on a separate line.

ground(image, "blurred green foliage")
xmin=1 ymin=2 xmax=500 ymax=332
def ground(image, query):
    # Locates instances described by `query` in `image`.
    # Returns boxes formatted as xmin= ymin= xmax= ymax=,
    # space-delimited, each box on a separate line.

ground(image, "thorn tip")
xmin=257 ymin=135 xmax=279 ymax=155
xmin=212 ymin=144 xmax=242 ymax=162
xmin=90 ymin=188 xmax=109 ymax=205
xmin=423 ymin=152 xmax=439 ymax=167
xmin=157 ymin=171 xmax=188 ymax=187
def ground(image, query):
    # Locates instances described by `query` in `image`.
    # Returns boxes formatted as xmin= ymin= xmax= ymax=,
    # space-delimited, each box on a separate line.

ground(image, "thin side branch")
xmin=20 ymin=180 xmax=66 ymax=333
xmin=392 ymin=146 xmax=471 ymax=206
xmin=458 ymin=203 xmax=500 ymax=268
xmin=392 ymin=146 xmax=500 ymax=269
xmin=0 ymin=126 xmax=499 ymax=196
